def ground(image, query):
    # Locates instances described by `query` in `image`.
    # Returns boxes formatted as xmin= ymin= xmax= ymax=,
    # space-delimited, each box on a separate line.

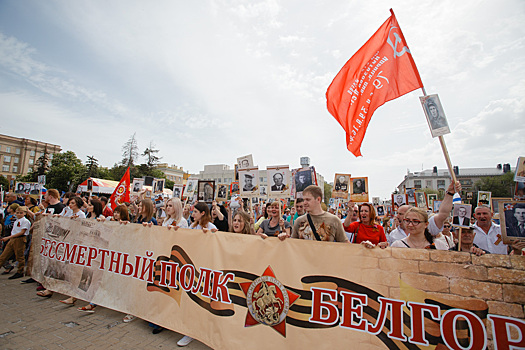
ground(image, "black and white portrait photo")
xmin=500 ymin=201 xmax=525 ymax=241
xmin=267 ymin=166 xmax=291 ymax=197
xmin=376 ymin=205 xmax=385 ymax=217
xmin=420 ymin=94 xmax=450 ymax=138
xmin=295 ymin=170 xmax=312 ymax=193
xmin=230 ymin=182 xmax=239 ymax=195
xmin=239 ymin=167 xmax=259 ymax=196
xmin=172 ymin=185 xmax=183 ymax=198
xmin=198 ymin=180 xmax=215 ymax=203
xmin=415 ymin=192 xmax=427 ymax=209
xmin=350 ymin=177 xmax=369 ymax=202
xmin=132 ymin=179 xmax=144 ymax=194
xmin=237 ymin=154 xmax=253 ymax=170
xmin=332 ymin=173 xmax=351 ymax=199
xmin=405 ymin=188 xmax=415 ymax=203
xmin=259 ymin=186 xmax=267 ymax=196
xmin=392 ymin=194 xmax=407 ymax=209
xmin=217 ymin=184 xmax=228 ymax=200
xmin=184 ymin=179 xmax=198 ymax=198
xmin=452 ymin=204 xmax=472 ymax=228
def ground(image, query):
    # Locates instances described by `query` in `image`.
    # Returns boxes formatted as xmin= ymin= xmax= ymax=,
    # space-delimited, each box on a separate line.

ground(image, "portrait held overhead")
xmin=332 ymin=173 xmax=351 ymax=199
xmin=239 ymin=167 xmax=259 ymax=197
xmin=452 ymin=203 xmax=472 ymax=228
xmin=420 ymin=94 xmax=450 ymax=137
xmin=350 ymin=177 xmax=369 ymax=202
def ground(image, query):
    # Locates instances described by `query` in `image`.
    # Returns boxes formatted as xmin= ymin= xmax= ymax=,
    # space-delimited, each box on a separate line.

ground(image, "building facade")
xmin=397 ymin=164 xmax=514 ymax=197
xmin=154 ymin=163 xmax=188 ymax=185
xmin=0 ymin=134 xmax=61 ymax=181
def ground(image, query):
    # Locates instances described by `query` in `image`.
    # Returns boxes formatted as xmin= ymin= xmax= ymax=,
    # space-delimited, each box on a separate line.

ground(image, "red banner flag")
xmin=109 ymin=167 xmax=130 ymax=210
xmin=326 ymin=10 xmax=423 ymax=157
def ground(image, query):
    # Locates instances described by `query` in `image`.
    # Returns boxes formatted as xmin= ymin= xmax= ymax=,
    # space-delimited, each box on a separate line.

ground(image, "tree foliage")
xmin=324 ymin=182 xmax=332 ymax=205
xmin=143 ymin=141 xmax=162 ymax=169
xmin=474 ymin=171 xmax=515 ymax=200
xmin=86 ymin=155 xmax=99 ymax=178
xmin=46 ymin=151 xmax=86 ymax=193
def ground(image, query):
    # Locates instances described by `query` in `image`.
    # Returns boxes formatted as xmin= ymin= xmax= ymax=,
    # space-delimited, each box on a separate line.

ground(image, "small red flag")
xmin=326 ymin=10 xmax=423 ymax=157
xmin=109 ymin=167 xmax=130 ymax=210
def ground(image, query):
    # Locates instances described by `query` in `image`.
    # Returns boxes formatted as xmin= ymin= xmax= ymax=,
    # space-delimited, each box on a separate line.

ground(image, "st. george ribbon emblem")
xmin=239 ymin=266 xmax=300 ymax=337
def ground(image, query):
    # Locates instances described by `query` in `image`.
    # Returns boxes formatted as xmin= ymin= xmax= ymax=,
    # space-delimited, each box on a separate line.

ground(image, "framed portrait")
xmin=350 ymin=177 xmax=368 ymax=202
xmin=427 ymin=193 xmax=438 ymax=208
xmin=144 ymin=190 xmax=152 ymax=198
xmin=477 ymin=191 xmax=491 ymax=208
xmin=14 ymin=182 xmax=24 ymax=194
xmin=419 ymin=94 xmax=450 ymax=138
xmin=230 ymin=181 xmax=240 ymax=195
xmin=184 ymin=178 xmax=198 ymax=199
xmin=216 ymin=184 xmax=229 ymax=200
xmin=237 ymin=154 xmax=254 ymax=170
xmin=144 ymin=176 xmax=154 ymax=187
xmin=259 ymin=185 xmax=268 ymax=198
xmin=198 ymin=180 xmax=215 ymax=203
xmin=155 ymin=179 xmax=165 ymax=193
xmin=172 ymin=185 xmax=183 ymax=199
xmin=267 ymin=165 xmax=291 ymax=198
xmin=415 ymin=191 xmax=428 ymax=209
xmin=499 ymin=200 xmax=525 ymax=243
xmin=87 ymin=179 xmax=93 ymax=192
xmin=30 ymin=183 xmax=40 ymax=194
xmin=433 ymin=200 xmax=442 ymax=213
xmin=132 ymin=178 xmax=144 ymax=194
xmin=294 ymin=169 xmax=314 ymax=195
xmin=392 ymin=194 xmax=407 ymax=210
xmin=239 ymin=167 xmax=259 ymax=197
xmin=514 ymin=156 xmax=525 ymax=182
xmin=372 ymin=197 xmax=380 ymax=206
xmin=251 ymin=197 xmax=259 ymax=205
xmin=492 ymin=197 xmax=511 ymax=215
xmin=452 ymin=203 xmax=472 ymax=228
xmin=405 ymin=188 xmax=415 ymax=203
xmin=332 ymin=173 xmax=351 ymax=199
xmin=515 ymin=181 xmax=525 ymax=200
xmin=38 ymin=175 xmax=46 ymax=186
xmin=376 ymin=205 xmax=385 ymax=217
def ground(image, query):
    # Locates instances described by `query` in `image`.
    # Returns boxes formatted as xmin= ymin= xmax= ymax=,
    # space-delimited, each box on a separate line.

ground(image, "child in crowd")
xmin=0 ymin=206 xmax=31 ymax=279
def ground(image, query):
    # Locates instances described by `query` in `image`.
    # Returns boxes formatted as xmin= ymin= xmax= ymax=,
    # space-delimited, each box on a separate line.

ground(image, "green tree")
xmin=324 ymin=182 xmax=332 ymax=205
xmin=0 ymin=175 xmax=9 ymax=191
xmin=46 ymin=151 xmax=87 ymax=192
xmin=165 ymin=179 xmax=175 ymax=190
xmin=142 ymin=141 xmax=162 ymax=169
xmin=36 ymin=149 xmax=50 ymax=176
xmin=474 ymin=171 xmax=515 ymax=200
xmin=86 ymin=155 xmax=99 ymax=178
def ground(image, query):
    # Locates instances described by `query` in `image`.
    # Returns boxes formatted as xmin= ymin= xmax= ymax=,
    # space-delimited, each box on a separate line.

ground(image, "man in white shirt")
xmin=472 ymin=205 xmax=508 ymax=254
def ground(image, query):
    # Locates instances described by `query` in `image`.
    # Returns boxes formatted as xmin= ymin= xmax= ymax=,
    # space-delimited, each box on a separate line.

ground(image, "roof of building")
xmin=410 ymin=167 xmax=515 ymax=178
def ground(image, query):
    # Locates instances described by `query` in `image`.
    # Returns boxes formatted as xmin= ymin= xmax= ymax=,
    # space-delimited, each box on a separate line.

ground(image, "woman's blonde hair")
xmin=166 ymin=197 xmax=183 ymax=223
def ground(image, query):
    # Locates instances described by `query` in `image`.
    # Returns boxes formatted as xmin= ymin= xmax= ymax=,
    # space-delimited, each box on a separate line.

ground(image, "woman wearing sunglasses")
xmin=391 ymin=207 xmax=448 ymax=250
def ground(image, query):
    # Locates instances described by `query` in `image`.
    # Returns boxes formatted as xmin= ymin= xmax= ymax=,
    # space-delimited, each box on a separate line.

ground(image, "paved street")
xmin=0 ymin=274 xmax=212 ymax=350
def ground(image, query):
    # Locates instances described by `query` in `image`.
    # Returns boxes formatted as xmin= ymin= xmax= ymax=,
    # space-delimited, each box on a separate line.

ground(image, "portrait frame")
xmin=427 ymin=193 xmax=438 ymax=209
xmin=198 ymin=180 xmax=215 ymax=203
xmin=433 ymin=200 xmax=442 ymax=213
xmin=87 ymin=179 xmax=93 ymax=192
xmin=216 ymin=184 xmax=229 ymax=201
xmin=230 ymin=181 xmax=240 ymax=196
xmin=239 ymin=167 xmax=259 ymax=197
xmin=155 ymin=179 xmax=165 ymax=194
xmin=405 ymin=188 xmax=415 ymax=204
xmin=237 ymin=154 xmax=254 ymax=170
xmin=172 ymin=184 xmax=183 ymax=199
xmin=452 ymin=203 xmax=472 ymax=228
xmin=332 ymin=173 xmax=351 ymax=199
xmin=259 ymin=185 xmax=268 ymax=198
xmin=515 ymin=181 xmax=525 ymax=200
xmin=492 ymin=197 xmax=512 ymax=215
xmin=293 ymin=167 xmax=316 ymax=199
xmin=267 ymin=165 xmax=291 ymax=198
xmin=392 ymin=194 xmax=408 ymax=211
xmin=477 ymin=191 xmax=492 ymax=209
xmin=184 ymin=178 xmax=199 ymax=199
xmin=132 ymin=178 xmax=144 ymax=194
xmin=415 ymin=191 xmax=428 ymax=209
xmin=376 ymin=205 xmax=385 ymax=217
xmin=419 ymin=94 xmax=450 ymax=138
xmin=499 ymin=200 xmax=525 ymax=244
xmin=350 ymin=177 xmax=368 ymax=203
xmin=514 ymin=156 xmax=525 ymax=182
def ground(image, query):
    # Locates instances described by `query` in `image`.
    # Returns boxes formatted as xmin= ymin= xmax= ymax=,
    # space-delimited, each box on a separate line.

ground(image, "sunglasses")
xmin=443 ymin=225 xmax=451 ymax=228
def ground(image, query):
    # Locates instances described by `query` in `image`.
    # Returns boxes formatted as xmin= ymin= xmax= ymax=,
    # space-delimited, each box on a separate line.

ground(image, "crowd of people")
xmin=1 ymin=181 xmax=524 ymax=347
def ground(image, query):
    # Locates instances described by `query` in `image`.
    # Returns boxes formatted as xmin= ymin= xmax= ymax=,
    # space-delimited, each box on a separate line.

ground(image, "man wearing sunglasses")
xmin=388 ymin=181 xmax=461 ymax=245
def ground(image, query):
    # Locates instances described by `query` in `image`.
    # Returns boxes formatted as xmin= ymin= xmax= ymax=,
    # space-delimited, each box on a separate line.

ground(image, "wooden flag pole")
xmin=458 ymin=227 xmax=462 ymax=252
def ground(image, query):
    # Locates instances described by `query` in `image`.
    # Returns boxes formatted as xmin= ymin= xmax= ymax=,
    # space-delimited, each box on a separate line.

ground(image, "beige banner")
xmin=33 ymin=217 xmax=525 ymax=349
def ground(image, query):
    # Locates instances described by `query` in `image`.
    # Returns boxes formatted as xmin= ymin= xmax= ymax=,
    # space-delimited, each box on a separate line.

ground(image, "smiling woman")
xmin=391 ymin=207 xmax=448 ymax=250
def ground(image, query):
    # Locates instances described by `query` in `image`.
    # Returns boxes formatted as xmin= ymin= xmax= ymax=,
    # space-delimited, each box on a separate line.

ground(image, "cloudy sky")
xmin=1 ymin=0 xmax=524 ymax=200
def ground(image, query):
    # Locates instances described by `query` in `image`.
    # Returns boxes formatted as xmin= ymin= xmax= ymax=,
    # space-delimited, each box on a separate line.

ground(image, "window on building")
xmin=5 ymin=146 xmax=10 ymax=153
xmin=426 ymin=180 xmax=432 ymax=188
xmin=12 ymin=166 xmax=18 ymax=173
xmin=414 ymin=180 xmax=421 ymax=189
xmin=15 ymin=148 xmax=21 ymax=154
xmin=30 ymin=150 xmax=35 ymax=157
xmin=2 ymin=165 xmax=9 ymax=172
xmin=437 ymin=180 xmax=446 ymax=189
xmin=4 ymin=155 xmax=11 ymax=162
xmin=14 ymin=157 xmax=19 ymax=163
xmin=29 ymin=159 xmax=34 ymax=165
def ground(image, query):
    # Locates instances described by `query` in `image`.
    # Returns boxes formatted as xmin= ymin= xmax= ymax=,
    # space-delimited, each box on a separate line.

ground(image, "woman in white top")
xmin=190 ymin=202 xmax=217 ymax=232
xmin=391 ymin=207 xmax=448 ymax=250
xmin=162 ymin=198 xmax=188 ymax=228
xmin=63 ymin=197 xmax=86 ymax=219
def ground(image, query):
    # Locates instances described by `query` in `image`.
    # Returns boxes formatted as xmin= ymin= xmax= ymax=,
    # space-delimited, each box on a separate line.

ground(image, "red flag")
xmin=326 ymin=10 xmax=423 ymax=157
xmin=109 ymin=167 xmax=130 ymax=210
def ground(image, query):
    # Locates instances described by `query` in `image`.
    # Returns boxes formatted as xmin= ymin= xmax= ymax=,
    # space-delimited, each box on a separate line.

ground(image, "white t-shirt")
xmin=162 ymin=217 xmax=189 ymax=228
xmin=12 ymin=217 xmax=31 ymax=236
xmin=190 ymin=222 xmax=217 ymax=230
xmin=472 ymin=223 xmax=507 ymax=255
xmin=391 ymin=236 xmax=449 ymax=250
xmin=59 ymin=206 xmax=73 ymax=217
xmin=63 ymin=210 xmax=86 ymax=219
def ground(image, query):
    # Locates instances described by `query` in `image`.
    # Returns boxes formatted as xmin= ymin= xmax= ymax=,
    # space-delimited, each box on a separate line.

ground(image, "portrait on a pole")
xmin=267 ymin=165 xmax=290 ymax=198
xmin=420 ymin=94 xmax=450 ymax=138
